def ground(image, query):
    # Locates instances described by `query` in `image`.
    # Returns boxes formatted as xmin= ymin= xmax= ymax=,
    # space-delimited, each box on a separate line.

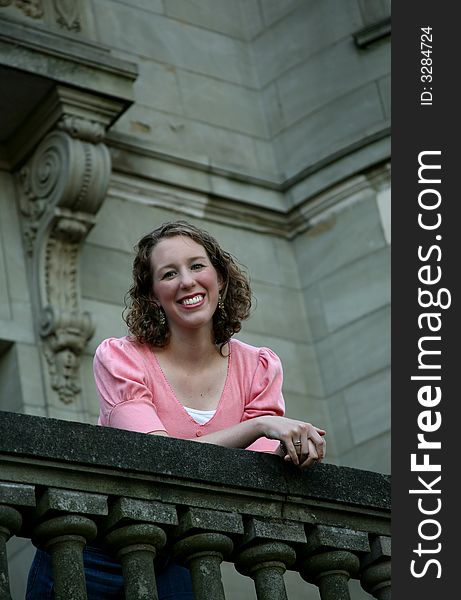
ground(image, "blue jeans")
xmin=26 ymin=546 xmax=194 ymax=599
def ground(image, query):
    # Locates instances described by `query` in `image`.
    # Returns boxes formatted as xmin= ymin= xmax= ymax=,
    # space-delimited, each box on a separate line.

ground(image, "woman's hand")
xmin=259 ymin=416 xmax=326 ymax=468
xmin=183 ymin=415 xmax=325 ymax=467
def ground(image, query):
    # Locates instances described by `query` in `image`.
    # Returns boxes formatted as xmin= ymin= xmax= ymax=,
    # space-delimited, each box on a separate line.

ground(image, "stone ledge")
xmin=0 ymin=411 xmax=390 ymax=511
xmin=0 ymin=17 xmax=138 ymax=83
xmin=353 ymin=18 xmax=391 ymax=49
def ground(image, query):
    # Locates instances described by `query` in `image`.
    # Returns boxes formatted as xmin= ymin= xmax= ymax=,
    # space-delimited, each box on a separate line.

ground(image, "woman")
xmin=27 ymin=220 xmax=325 ymax=599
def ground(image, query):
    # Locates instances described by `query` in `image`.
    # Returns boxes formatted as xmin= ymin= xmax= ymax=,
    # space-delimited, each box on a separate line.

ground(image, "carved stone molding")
xmin=0 ymin=0 xmax=44 ymax=18
xmin=17 ymin=124 xmax=111 ymax=404
xmin=0 ymin=0 xmax=82 ymax=29
xmin=57 ymin=115 xmax=105 ymax=143
xmin=53 ymin=0 xmax=81 ymax=31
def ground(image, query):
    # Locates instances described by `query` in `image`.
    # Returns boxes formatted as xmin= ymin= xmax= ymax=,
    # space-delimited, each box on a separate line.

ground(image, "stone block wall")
xmin=0 ymin=0 xmax=391 ymax=470
xmin=293 ymin=172 xmax=391 ymax=472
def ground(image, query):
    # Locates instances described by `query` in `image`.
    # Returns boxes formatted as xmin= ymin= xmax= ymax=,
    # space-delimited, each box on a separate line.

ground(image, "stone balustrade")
xmin=0 ymin=411 xmax=391 ymax=600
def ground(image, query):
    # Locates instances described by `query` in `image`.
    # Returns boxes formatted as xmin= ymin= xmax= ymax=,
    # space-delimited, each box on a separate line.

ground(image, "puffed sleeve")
xmin=243 ymin=347 xmax=285 ymax=453
xmin=93 ymin=338 xmax=167 ymax=434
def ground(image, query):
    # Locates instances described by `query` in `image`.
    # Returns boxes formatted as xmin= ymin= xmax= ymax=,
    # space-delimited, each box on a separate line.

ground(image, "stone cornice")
xmin=108 ymin=173 xmax=290 ymax=237
xmin=0 ymin=16 xmax=137 ymax=86
xmin=109 ymin=161 xmax=391 ymax=240
xmin=108 ymin=128 xmax=390 ymax=196
xmin=0 ymin=18 xmax=137 ymax=169
xmin=107 ymin=128 xmax=391 ymax=238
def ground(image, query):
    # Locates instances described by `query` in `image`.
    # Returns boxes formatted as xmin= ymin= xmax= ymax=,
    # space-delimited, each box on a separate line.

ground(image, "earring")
xmin=218 ymin=294 xmax=226 ymax=313
xmin=158 ymin=307 xmax=166 ymax=326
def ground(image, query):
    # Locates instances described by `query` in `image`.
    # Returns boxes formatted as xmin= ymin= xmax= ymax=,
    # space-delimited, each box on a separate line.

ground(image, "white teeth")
xmin=181 ymin=295 xmax=203 ymax=305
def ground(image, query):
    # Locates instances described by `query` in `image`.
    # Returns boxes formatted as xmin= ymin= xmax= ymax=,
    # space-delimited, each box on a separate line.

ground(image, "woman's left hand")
xmin=260 ymin=416 xmax=326 ymax=468
xmin=277 ymin=433 xmax=326 ymax=468
xmin=276 ymin=439 xmax=326 ymax=469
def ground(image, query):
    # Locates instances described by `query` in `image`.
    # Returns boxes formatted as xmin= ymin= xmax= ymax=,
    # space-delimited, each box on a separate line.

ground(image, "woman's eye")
xmin=191 ymin=263 xmax=205 ymax=271
xmin=162 ymin=271 xmax=176 ymax=280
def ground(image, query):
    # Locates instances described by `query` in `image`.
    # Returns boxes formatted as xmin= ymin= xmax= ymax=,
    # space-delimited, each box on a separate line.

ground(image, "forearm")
xmin=147 ymin=419 xmax=264 ymax=448
xmin=148 ymin=415 xmax=326 ymax=468
xmin=187 ymin=417 xmax=265 ymax=448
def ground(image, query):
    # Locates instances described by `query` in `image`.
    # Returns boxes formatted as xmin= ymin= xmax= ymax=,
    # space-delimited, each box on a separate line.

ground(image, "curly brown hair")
xmin=124 ymin=220 xmax=252 ymax=349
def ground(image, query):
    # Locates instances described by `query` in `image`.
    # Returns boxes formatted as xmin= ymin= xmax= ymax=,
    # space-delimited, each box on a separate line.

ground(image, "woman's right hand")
xmin=258 ymin=416 xmax=326 ymax=468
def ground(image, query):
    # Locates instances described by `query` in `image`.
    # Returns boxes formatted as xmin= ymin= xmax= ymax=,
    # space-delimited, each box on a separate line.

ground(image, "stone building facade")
xmin=0 ymin=1 xmax=390 ymax=598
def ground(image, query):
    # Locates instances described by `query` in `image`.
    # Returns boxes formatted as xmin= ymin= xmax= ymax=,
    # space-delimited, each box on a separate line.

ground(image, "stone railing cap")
xmin=0 ymin=412 xmax=390 ymax=510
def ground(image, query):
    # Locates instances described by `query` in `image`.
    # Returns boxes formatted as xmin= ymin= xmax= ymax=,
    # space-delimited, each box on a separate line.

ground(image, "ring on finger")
xmin=293 ymin=440 xmax=302 ymax=446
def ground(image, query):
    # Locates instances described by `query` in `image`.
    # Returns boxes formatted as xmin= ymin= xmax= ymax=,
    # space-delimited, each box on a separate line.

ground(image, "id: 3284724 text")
xmin=420 ymin=26 xmax=433 ymax=106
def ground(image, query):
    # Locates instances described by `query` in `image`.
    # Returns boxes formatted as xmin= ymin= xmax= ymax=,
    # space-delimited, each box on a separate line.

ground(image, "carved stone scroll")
xmin=17 ymin=124 xmax=111 ymax=404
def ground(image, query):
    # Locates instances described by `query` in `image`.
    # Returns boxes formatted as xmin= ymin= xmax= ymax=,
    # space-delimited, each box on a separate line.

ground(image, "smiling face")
xmin=151 ymin=235 xmax=223 ymax=336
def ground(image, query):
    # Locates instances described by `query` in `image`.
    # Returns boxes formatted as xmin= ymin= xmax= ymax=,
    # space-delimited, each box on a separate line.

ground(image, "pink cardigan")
xmin=93 ymin=337 xmax=285 ymax=452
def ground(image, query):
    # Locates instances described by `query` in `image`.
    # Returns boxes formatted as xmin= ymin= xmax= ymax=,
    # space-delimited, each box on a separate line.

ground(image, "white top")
xmin=183 ymin=406 xmax=216 ymax=425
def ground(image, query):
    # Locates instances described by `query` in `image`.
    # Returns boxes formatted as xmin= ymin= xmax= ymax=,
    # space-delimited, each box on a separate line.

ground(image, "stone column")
xmin=236 ymin=541 xmax=296 ymax=600
xmin=0 ymin=482 xmax=36 ymax=600
xmin=360 ymin=535 xmax=391 ymax=600
xmin=174 ymin=532 xmax=232 ymax=600
xmin=31 ymin=488 xmax=108 ymax=600
xmin=103 ymin=497 xmax=177 ymax=600
xmin=106 ymin=523 xmax=166 ymax=600
xmin=235 ymin=516 xmax=305 ymax=600
xmin=300 ymin=525 xmax=370 ymax=600
xmin=0 ymin=506 xmax=22 ymax=600
xmin=303 ymin=550 xmax=360 ymax=600
xmin=173 ymin=507 xmax=243 ymax=600
xmin=34 ymin=514 xmax=97 ymax=600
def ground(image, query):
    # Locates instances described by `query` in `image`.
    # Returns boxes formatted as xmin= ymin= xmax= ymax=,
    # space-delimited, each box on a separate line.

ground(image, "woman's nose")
xmin=179 ymin=270 xmax=195 ymax=288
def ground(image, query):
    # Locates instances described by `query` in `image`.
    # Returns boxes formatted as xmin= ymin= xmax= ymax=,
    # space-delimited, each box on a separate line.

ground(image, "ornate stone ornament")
xmin=17 ymin=121 xmax=111 ymax=404
xmin=53 ymin=0 xmax=81 ymax=31
xmin=0 ymin=0 xmax=83 ymax=28
xmin=12 ymin=0 xmax=43 ymax=19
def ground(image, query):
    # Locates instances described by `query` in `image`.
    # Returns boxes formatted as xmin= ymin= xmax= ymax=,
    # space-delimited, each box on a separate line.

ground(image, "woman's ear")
xmin=219 ymin=275 xmax=230 ymax=299
xmin=217 ymin=271 xmax=226 ymax=291
xmin=149 ymin=291 xmax=160 ymax=306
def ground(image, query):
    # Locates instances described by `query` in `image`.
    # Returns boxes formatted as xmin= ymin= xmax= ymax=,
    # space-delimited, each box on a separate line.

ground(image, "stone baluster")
xmin=31 ymin=488 xmax=108 ymax=600
xmin=0 ymin=483 xmax=36 ymax=600
xmin=104 ymin=497 xmax=177 ymax=600
xmin=0 ymin=506 xmax=21 ymax=600
xmin=235 ymin=517 xmax=304 ymax=600
xmin=360 ymin=536 xmax=391 ymax=600
xmin=173 ymin=507 xmax=242 ymax=600
xmin=300 ymin=525 xmax=370 ymax=600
